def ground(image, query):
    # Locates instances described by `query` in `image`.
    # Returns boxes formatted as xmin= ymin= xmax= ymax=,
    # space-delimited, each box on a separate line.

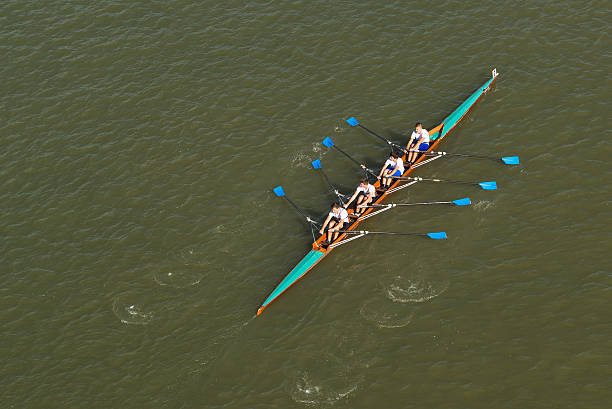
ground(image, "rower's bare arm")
xmin=345 ymin=189 xmax=359 ymax=208
xmin=320 ymin=215 xmax=332 ymax=233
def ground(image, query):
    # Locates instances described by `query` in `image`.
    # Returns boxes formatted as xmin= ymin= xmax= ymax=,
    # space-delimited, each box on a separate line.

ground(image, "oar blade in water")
xmin=427 ymin=232 xmax=447 ymax=240
xmin=479 ymin=181 xmax=497 ymax=190
xmin=273 ymin=186 xmax=286 ymax=197
xmin=502 ymin=156 xmax=520 ymax=165
xmin=322 ymin=137 xmax=334 ymax=148
xmin=346 ymin=116 xmax=359 ymax=126
xmin=452 ymin=198 xmax=471 ymax=206
xmin=311 ymin=159 xmax=322 ymax=169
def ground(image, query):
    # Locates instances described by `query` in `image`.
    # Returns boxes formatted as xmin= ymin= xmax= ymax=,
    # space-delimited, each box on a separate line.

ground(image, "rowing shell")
xmin=257 ymin=69 xmax=500 ymax=316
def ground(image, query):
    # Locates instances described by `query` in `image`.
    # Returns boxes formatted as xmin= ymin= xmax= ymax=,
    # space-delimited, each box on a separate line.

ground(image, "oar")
xmin=393 ymin=176 xmax=497 ymax=190
xmin=346 ymin=117 xmax=406 ymax=152
xmin=311 ymin=159 xmax=347 ymax=205
xmin=322 ymin=137 xmax=379 ymax=179
xmin=337 ymin=230 xmax=447 ymax=240
xmin=347 ymin=117 xmax=519 ymax=165
xmin=273 ymin=186 xmax=320 ymax=226
xmin=362 ymin=198 xmax=471 ymax=208
xmin=408 ymin=149 xmax=519 ymax=165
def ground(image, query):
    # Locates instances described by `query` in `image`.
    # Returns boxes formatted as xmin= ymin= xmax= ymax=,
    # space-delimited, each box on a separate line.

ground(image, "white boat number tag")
xmin=492 ymin=68 xmax=498 ymax=77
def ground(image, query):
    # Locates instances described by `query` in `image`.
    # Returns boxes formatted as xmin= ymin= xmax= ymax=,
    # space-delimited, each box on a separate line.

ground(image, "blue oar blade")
xmin=273 ymin=186 xmax=285 ymax=197
xmin=311 ymin=159 xmax=322 ymax=169
xmin=346 ymin=117 xmax=359 ymax=126
xmin=502 ymin=156 xmax=520 ymax=165
xmin=427 ymin=232 xmax=447 ymax=240
xmin=479 ymin=181 xmax=497 ymax=190
xmin=322 ymin=137 xmax=334 ymax=148
xmin=452 ymin=198 xmax=471 ymax=206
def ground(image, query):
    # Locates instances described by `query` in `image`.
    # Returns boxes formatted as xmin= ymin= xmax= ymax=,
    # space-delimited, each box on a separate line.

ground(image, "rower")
xmin=344 ymin=177 xmax=376 ymax=216
xmin=319 ymin=202 xmax=349 ymax=244
xmin=406 ymin=122 xmax=430 ymax=166
xmin=378 ymin=151 xmax=404 ymax=189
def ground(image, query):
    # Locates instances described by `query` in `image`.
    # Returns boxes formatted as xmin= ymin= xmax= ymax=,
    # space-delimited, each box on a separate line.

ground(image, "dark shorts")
xmin=418 ymin=142 xmax=429 ymax=151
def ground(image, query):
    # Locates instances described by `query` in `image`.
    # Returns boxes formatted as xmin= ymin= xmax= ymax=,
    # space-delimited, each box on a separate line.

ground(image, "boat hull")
xmin=257 ymin=70 xmax=499 ymax=316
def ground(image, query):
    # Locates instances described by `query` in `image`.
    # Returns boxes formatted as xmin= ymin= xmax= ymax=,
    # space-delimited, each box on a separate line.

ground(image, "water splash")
xmin=291 ymin=152 xmax=312 ymax=168
xmin=385 ymin=275 xmax=449 ymax=303
xmin=473 ymin=200 xmax=494 ymax=210
xmin=334 ymin=119 xmax=346 ymax=133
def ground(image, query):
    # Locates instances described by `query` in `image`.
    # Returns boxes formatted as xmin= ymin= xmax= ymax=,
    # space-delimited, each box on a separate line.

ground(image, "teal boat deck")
xmin=257 ymin=250 xmax=325 ymax=315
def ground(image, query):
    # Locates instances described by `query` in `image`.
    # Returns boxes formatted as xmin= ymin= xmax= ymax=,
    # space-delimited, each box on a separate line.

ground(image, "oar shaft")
xmin=408 ymin=150 xmax=518 ymax=164
xmin=357 ymin=124 xmax=414 ymax=159
xmin=332 ymin=145 xmax=378 ymax=178
xmin=321 ymin=168 xmax=345 ymax=205
xmin=320 ymin=168 xmax=335 ymax=192
xmin=332 ymin=145 xmax=360 ymax=166
xmin=363 ymin=201 xmax=452 ymax=207
xmin=393 ymin=176 xmax=478 ymax=185
xmin=283 ymin=196 xmax=318 ymax=224
xmin=411 ymin=150 xmax=496 ymax=160
xmin=337 ymin=230 xmax=427 ymax=236
xmin=359 ymin=124 xmax=405 ymax=151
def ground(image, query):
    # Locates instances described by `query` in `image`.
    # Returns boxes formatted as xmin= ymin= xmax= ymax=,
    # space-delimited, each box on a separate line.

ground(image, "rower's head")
xmin=389 ymin=151 xmax=399 ymax=160
xmin=359 ymin=177 xmax=368 ymax=188
xmin=331 ymin=202 xmax=341 ymax=212
xmin=415 ymin=122 xmax=423 ymax=133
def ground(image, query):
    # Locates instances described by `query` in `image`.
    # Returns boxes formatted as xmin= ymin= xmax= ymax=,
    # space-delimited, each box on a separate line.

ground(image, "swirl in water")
xmin=112 ymin=298 xmax=153 ymax=325
xmin=385 ymin=275 xmax=449 ymax=303
xmin=153 ymin=268 xmax=203 ymax=288
xmin=359 ymin=298 xmax=414 ymax=328
xmin=292 ymin=371 xmax=360 ymax=406
xmin=152 ymin=246 xmax=212 ymax=288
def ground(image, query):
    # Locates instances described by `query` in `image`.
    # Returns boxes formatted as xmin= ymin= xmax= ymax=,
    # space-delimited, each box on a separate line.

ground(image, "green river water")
xmin=2 ymin=1 xmax=610 ymax=408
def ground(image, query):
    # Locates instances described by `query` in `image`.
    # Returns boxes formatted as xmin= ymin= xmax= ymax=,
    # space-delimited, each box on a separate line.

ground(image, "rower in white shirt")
xmin=406 ymin=122 xmax=430 ymax=166
xmin=344 ymin=178 xmax=376 ymax=216
xmin=319 ymin=202 xmax=349 ymax=244
xmin=378 ymin=151 xmax=404 ymax=189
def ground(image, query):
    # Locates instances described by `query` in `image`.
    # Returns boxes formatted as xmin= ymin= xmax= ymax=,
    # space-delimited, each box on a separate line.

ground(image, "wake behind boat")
xmin=258 ymin=69 xmax=511 ymax=316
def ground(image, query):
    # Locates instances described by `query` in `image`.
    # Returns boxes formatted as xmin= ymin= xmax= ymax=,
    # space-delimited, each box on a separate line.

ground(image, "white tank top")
xmin=357 ymin=183 xmax=376 ymax=197
xmin=384 ymin=157 xmax=404 ymax=174
xmin=329 ymin=207 xmax=348 ymax=222
xmin=410 ymin=129 xmax=430 ymax=144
